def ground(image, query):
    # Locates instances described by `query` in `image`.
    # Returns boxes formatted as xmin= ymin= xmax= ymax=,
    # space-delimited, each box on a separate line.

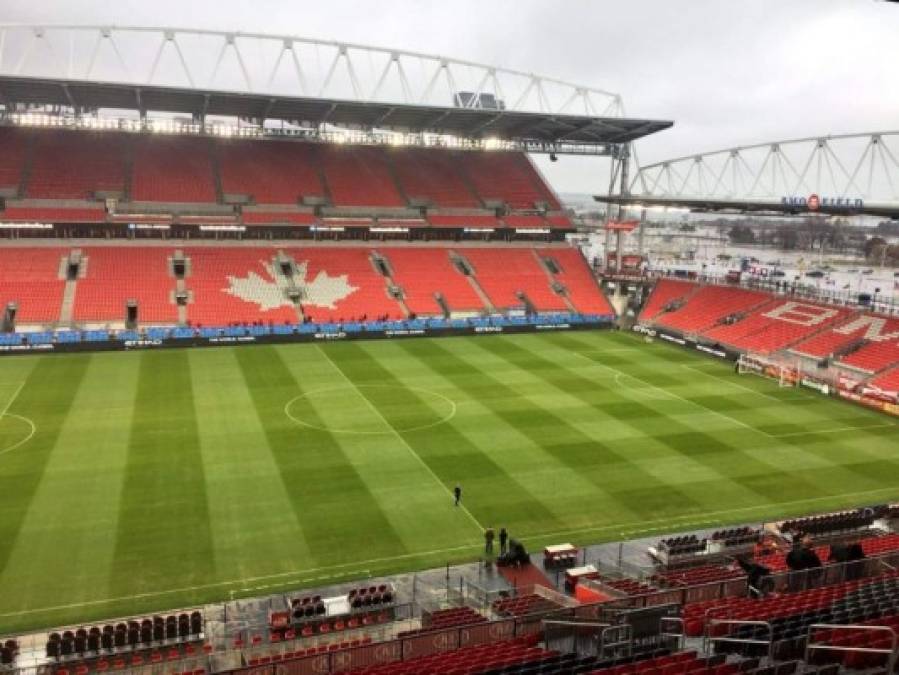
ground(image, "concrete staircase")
xmin=449 ymin=250 xmax=496 ymax=313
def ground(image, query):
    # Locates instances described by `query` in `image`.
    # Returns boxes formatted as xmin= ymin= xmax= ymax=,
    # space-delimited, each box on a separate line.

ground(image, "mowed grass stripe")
xmin=397 ymin=337 xmax=707 ymax=524
xmin=110 ymin=351 xmax=215 ymax=598
xmin=544 ymin=332 xmax=898 ymax=502
xmin=357 ymin=340 xmax=625 ymax=528
xmin=235 ymin=345 xmax=409 ymax=566
xmin=0 ymin=353 xmax=140 ymax=622
xmin=471 ymin=335 xmax=779 ymax=511
xmin=187 ymin=348 xmax=314 ymax=582
xmin=346 ymin=339 xmax=568 ymax=534
xmin=0 ymin=355 xmax=90 ymax=575
xmin=305 ymin=344 xmax=485 ymax=548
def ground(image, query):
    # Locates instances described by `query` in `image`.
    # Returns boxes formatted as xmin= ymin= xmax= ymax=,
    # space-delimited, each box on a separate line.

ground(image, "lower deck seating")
xmin=868 ymin=366 xmax=899 ymax=393
xmin=285 ymin=248 xmax=404 ymax=323
xmin=654 ymin=285 xmax=769 ymax=334
xmin=839 ymin=337 xmax=899 ymax=373
xmin=185 ymin=248 xmax=300 ymax=326
xmin=384 ymin=248 xmax=484 ymax=315
xmin=74 ymin=248 xmax=177 ymax=323
xmin=538 ymin=248 xmax=614 ymax=315
xmin=703 ymin=300 xmax=853 ymax=354
xmin=337 ymin=635 xmax=547 ymax=675
xmin=491 ymin=593 xmax=562 ymax=617
xmin=639 ymin=278 xmax=697 ymax=322
xmin=0 ymin=248 xmax=65 ymax=323
xmin=789 ymin=313 xmax=899 ymax=359
xmin=2 ymin=246 xmax=605 ymax=329
xmin=464 ymin=249 xmax=568 ymax=311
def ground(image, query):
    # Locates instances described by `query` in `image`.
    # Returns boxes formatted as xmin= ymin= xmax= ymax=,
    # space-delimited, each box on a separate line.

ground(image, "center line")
xmin=313 ymin=344 xmax=485 ymax=534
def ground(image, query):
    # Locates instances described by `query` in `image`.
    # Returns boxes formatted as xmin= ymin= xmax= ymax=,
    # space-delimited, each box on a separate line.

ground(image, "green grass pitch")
xmin=0 ymin=330 xmax=897 ymax=633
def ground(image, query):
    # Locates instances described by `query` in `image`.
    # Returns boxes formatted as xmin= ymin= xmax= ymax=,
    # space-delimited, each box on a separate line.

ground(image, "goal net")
xmin=737 ymin=353 xmax=800 ymax=388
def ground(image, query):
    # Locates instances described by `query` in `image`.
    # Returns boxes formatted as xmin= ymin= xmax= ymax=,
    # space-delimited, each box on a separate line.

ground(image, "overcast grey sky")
xmin=2 ymin=0 xmax=898 ymax=193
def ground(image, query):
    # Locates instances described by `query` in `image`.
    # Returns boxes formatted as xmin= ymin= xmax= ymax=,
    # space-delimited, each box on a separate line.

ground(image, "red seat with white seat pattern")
xmin=703 ymin=299 xmax=854 ymax=354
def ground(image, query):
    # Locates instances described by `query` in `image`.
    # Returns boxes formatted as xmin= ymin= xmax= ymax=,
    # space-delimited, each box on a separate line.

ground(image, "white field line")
xmin=680 ymin=364 xmax=784 ymax=402
xmin=0 ymin=382 xmax=36 ymax=457
xmin=0 ymin=413 xmax=36 ymax=457
xmin=569 ymin=350 xmax=775 ymax=437
xmin=520 ymin=484 xmax=899 ymax=543
xmin=680 ymin=364 xmax=896 ymax=436
xmin=0 ymin=542 xmax=481 ymax=618
xmin=313 ymin=344 xmax=485 ymax=533
xmin=10 ymin=483 xmax=899 ymax=619
xmin=0 ymin=381 xmax=25 ymax=419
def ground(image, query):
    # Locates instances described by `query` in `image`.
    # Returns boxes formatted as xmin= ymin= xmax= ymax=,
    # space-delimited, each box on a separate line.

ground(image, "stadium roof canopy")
xmin=0 ymin=74 xmax=671 ymax=149
xmin=0 ymin=25 xmax=671 ymax=154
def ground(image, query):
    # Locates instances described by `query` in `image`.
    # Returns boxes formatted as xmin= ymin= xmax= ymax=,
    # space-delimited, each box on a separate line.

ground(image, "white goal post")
xmin=737 ymin=353 xmax=800 ymax=388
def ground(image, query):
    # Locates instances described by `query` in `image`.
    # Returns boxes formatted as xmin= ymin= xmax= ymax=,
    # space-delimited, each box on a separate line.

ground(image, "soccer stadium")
xmin=0 ymin=5 xmax=898 ymax=674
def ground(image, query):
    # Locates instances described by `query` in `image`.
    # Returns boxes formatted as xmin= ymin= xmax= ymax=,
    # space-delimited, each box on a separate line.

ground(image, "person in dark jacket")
xmin=499 ymin=527 xmax=508 ymax=555
xmin=786 ymin=535 xmax=822 ymax=590
xmin=484 ymin=526 xmax=495 ymax=555
xmin=453 ymin=484 xmax=462 ymax=506
xmin=735 ymin=555 xmax=772 ymax=598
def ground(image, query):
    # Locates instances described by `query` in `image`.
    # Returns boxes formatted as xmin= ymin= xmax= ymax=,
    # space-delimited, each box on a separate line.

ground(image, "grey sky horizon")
xmin=2 ymin=0 xmax=897 ymax=194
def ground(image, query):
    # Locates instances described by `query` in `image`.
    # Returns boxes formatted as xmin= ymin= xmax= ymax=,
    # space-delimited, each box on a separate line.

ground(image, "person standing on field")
xmin=485 ymin=526 xmax=495 ymax=554
xmin=453 ymin=484 xmax=462 ymax=507
xmin=499 ymin=527 xmax=508 ymax=555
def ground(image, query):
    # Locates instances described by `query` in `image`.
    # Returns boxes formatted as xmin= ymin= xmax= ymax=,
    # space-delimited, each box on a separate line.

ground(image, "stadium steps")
xmin=533 ymin=249 xmax=579 ymax=314
xmin=122 ymin=137 xmax=134 ymax=201
xmin=450 ymin=250 xmax=496 ymax=313
xmin=210 ymin=144 xmax=225 ymax=204
xmin=380 ymin=152 xmax=411 ymax=207
xmin=370 ymin=250 xmax=411 ymax=318
xmin=59 ymin=278 xmax=78 ymax=325
xmin=639 ymin=278 xmax=700 ymax=323
xmin=17 ymin=133 xmax=36 ymax=199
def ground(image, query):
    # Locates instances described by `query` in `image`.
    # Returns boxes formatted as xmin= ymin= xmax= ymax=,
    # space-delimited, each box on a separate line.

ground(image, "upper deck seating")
xmin=464 ymin=249 xmax=567 ymax=311
xmin=389 ymin=147 xmax=481 ymax=208
xmin=0 ymin=247 xmax=65 ymax=324
xmin=217 ymin=140 xmax=323 ymax=204
xmin=319 ymin=145 xmax=405 ymax=207
xmin=703 ymin=299 xmax=854 ymax=354
xmin=131 ymin=136 xmax=216 ymax=203
xmin=383 ymin=248 xmax=484 ymax=315
xmin=455 ymin=151 xmax=560 ymax=209
xmin=640 ymin=278 xmax=697 ymax=322
xmin=0 ymin=127 xmax=30 ymax=191
xmin=539 ymin=247 xmax=614 ymax=315
xmin=0 ymin=206 xmax=106 ymax=223
xmin=654 ymin=285 xmax=769 ymax=334
xmin=27 ymin=131 xmax=127 ymax=199
xmin=74 ymin=248 xmax=177 ymax=324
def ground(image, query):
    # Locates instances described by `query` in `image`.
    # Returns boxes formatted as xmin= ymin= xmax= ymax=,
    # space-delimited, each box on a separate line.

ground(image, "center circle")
xmin=284 ymin=384 xmax=457 ymax=435
xmin=0 ymin=413 xmax=36 ymax=457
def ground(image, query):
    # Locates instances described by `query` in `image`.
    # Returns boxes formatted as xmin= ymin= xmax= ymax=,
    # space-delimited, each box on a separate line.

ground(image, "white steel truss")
xmin=631 ymin=132 xmax=899 ymax=204
xmin=0 ymin=24 xmax=624 ymax=117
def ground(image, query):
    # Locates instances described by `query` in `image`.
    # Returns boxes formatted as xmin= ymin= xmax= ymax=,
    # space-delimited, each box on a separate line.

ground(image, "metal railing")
xmin=705 ymin=619 xmax=774 ymax=661
xmin=805 ymin=623 xmax=898 ymax=672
